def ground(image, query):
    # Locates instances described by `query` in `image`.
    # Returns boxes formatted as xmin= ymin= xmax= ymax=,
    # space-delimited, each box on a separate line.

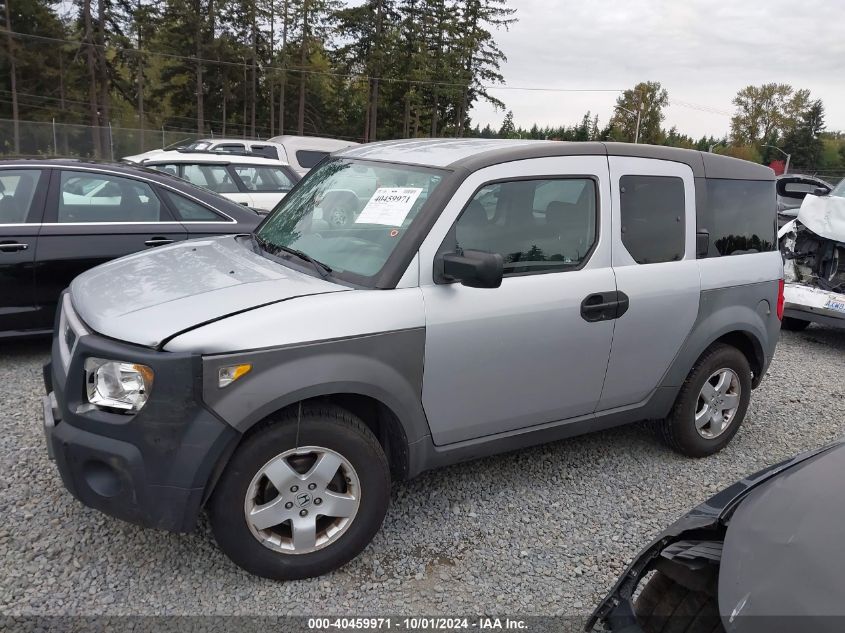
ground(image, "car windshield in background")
xmin=831 ymin=179 xmax=845 ymax=198
xmin=256 ymin=158 xmax=445 ymax=283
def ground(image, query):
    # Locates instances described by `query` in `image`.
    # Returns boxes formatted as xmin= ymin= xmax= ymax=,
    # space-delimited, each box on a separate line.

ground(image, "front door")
xmin=33 ymin=169 xmax=187 ymax=329
xmin=0 ymin=168 xmax=48 ymax=334
xmin=419 ymin=156 xmax=617 ymax=445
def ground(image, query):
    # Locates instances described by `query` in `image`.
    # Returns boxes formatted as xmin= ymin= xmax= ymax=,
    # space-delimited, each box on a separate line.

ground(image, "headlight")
xmin=84 ymin=358 xmax=154 ymax=413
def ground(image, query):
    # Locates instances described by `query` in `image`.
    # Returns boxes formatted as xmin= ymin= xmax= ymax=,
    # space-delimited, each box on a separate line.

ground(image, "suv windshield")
xmin=255 ymin=158 xmax=446 ymax=284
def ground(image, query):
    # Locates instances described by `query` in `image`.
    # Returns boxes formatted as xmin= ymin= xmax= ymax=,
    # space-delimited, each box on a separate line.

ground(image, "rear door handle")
xmin=580 ymin=291 xmax=630 ymax=322
xmin=144 ymin=237 xmax=174 ymax=247
xmin=0 ymin=241 xmax=28 ymax=252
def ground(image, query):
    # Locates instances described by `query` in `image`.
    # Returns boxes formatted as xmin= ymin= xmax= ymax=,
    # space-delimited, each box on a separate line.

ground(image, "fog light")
xmin=84 ymin=358 xmax=154 ymax=413
xmin=219 ymin=363 xmax=252 ymax=388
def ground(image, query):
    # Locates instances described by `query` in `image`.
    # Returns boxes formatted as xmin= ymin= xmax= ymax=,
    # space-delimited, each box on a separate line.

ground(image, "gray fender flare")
xmin=201 ymin=329 xmax=430 ymax=444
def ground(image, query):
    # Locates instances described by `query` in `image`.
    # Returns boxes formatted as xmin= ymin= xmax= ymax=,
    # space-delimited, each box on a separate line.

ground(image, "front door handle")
xmin=580 ymin=291 xmax=630 ymax=322
xmin=144 ymin=237 xmax=174 ymax=247
xmin=0 ymin=241 xmax=28 ymax=252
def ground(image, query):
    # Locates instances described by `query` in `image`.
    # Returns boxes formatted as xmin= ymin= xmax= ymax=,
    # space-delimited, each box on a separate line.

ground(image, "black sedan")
xmin=0 ymin=159 xmax=262 ymax=338
xmin=588 ymin=439 xmax=845 ymax=633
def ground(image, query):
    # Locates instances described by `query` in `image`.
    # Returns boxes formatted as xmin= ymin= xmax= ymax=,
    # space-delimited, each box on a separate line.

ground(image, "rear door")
xmin=597 ymin=157 xmax=700 ymax=411
xmin=0 ymin=168 xmax=49 ymax=334
xmin=34 ymin=169 xmax=187 ymax=328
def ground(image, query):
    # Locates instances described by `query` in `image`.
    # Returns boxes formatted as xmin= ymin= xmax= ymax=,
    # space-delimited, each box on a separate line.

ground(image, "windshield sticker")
xmin=355 ymin=187 xmax=423 ymax=226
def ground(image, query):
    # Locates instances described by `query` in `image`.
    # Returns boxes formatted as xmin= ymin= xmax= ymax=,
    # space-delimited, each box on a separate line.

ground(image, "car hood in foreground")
xmin=719 ymin=442 xmax=845 ymax=629
xmin=70 ymin=235 xmax=345 ymax=348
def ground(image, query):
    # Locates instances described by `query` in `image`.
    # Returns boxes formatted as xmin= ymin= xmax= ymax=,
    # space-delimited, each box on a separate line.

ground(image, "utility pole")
xmin=763 ymin=144 xmax=791 ymax=174
xmin=3 ymin=0 xmax=19 ymax=153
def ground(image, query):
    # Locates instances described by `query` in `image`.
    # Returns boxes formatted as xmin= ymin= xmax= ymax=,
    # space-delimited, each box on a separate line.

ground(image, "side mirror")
xmin=813 ymin=187 xmax=829 ymax=196
xmin=439 ymin=249 xmax=503 ymax=289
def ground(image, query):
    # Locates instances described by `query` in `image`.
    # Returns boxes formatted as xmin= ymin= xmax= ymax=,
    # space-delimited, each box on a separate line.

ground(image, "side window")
xmin=232 ymin=165 xmax=294 ymax=192
xmin=148 ymin=163 xmax=180 ymax=177
xmin=705 ymin=179 xmax=775 ymax=256
xmin=161 ymin=190 xmax=224 ymax=222
xmin=58 ymin=171 xmax=162 ymax=223
xmin=453 ymin=178 xmax=597 ymax=275
xmin=250 ymin=145 xmax=279 ymax=160
xmin=215 ymin=144 xmax=246 ymax=154
xmin=0 ymin=169 xmax=42 ymax=223
xmin=619 ymin=175 xmax=685 ymax=264
xmin=181 ymin=164 xmax=239 ymax=194
xmin=296 ymin=150 xmax=329 ymax=169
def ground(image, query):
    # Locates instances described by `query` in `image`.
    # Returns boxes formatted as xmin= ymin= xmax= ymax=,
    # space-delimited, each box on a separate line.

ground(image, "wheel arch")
xmin=661 ymin=286 xmax=777 ymax=395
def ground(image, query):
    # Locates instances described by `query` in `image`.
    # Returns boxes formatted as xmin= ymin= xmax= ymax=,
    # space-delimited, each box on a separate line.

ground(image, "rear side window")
xmin=705 ymin=179 xmax=775 ymax=256
xmin=0 ymin=169 xmax=41 ymax=223
xmin=620 ymin=175 xmax=685 ymax=264
xmin=296 ymin=150 xmax=329 ymax=169
xmin=250 ymin=145 xmax=279 ymax=160
xmin=232 ymin=165 xmax=295 ymax=192
xmin=181 ymin=164 xmax=239 ymax=194
xmin=161 ymin=190 xmax=223 ymax=222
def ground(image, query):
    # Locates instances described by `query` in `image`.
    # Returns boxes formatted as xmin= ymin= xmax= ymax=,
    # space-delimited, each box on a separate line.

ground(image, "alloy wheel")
xmin=244 ymin=446 xmax=361 ymax=555
xmin=695 ymin=368 xmax=741 ymax=439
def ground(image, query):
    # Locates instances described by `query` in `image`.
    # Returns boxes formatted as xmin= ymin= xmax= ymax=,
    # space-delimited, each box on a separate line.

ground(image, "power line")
xmin=2 ymin=29 xmax=626 ymax=94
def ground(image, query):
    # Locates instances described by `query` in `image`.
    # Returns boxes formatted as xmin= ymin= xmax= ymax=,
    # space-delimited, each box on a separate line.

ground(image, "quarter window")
xmin=704 ymin=179 xmax=775 ymax=256
xmin=619 ymin=175 xmax=685 ymax=264
xmin=161 ymin=190 xmax=223 ymax=222
xmin=58 ymin=172 xmax=162 ymax=223
xmin=0 ymin=169 xmax=41 ymax=224
xmin=233 ymin=165 xmax=295 ymax=192
xmin=453 ymin=178 xmax=597 ymax=275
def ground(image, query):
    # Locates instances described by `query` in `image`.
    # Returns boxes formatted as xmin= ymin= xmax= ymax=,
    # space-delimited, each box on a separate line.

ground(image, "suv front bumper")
xmin=43 ymin=299 xmax=239 ymax=533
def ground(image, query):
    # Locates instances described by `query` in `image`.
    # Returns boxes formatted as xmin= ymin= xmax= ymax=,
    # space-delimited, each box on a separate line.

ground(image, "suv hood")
xmin=70 ymin=235 xmax=345 ymax=348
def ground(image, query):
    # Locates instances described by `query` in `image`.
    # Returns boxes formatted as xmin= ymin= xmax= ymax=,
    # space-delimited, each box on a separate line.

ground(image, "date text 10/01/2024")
xmin=307 ymin=618 xmax=529 ymax=630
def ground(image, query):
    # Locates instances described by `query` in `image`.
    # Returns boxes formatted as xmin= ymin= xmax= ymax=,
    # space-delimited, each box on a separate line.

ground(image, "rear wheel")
xmin=635 ymin=572 xmax=724 ymax=633
xmin=659 ymin=344 xmax=751 ymax=457
xmin=781 ymin=317 xmax=810 ymax=331
xmin=208 ymin=405 xmax=390 ymax=580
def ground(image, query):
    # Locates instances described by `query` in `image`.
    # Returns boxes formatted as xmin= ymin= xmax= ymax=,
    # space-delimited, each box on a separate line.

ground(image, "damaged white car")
xmin=779 ymin=188 xmax=845 ymax=330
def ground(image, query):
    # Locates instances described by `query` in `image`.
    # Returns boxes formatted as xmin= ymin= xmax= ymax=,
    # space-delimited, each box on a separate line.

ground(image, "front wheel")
xmin=659 ymin=343 xmax=752 ymax=457
xmin=208 ymin=405 xmax=391 ymax=580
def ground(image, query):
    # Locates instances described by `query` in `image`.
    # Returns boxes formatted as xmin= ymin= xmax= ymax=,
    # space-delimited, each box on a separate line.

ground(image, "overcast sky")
xmin=469 ymin=0 xmax=845 ymax=138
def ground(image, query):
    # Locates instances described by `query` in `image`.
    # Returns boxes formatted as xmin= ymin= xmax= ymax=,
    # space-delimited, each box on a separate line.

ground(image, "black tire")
xmin=659 ymin=343 xmax=751 ymax=457
xmin=208 ymin=404 xmax=390 ymax=580
xmin=635 ymin=572 xmax=724 ymax=633
xmin=781 ymin=317 xmax=810 ymax=331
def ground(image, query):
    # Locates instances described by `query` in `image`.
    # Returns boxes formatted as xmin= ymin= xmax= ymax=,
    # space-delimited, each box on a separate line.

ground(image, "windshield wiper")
xmin=252 ymin=234 xmax=332 ymax=278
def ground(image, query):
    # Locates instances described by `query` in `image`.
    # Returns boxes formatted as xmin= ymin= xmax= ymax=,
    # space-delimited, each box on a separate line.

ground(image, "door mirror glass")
xmin=440 ymin=249 xmax=503 ymax=288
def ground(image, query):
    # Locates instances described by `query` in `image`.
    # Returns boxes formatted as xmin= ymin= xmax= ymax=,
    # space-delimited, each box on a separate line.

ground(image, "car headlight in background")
xmin=84 ymin=358 xmax=154 ymax=413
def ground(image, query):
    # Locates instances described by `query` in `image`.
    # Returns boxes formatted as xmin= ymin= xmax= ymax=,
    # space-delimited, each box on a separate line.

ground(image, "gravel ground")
xmin=1 ymin=326 xmax=844 ymax=620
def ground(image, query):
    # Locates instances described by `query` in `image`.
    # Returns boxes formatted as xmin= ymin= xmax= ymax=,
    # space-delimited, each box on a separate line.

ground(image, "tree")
xmin=609 ymin=81 xmax=668 ymax=145
xmin=452 ymin=0 xmax=515 ymax=136
xmin=730 ymin=83 xmax=810 ymax=145
xmin=783 ymin=99 xmax=825 ymax=170
xmin=498 ymin=109 xmax=514 ymax=138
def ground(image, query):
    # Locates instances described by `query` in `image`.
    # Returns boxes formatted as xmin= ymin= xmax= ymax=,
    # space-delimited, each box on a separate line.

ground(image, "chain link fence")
xmin=0 ymin=118 xmax=269 ymax=160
